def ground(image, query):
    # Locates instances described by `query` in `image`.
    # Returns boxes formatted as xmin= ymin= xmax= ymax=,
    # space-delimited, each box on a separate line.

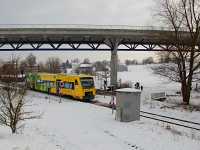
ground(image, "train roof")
xmin=28 ymin=72 xmax=93 ymax=78
xmin=59 ymin=73 xmax=93 ymax=78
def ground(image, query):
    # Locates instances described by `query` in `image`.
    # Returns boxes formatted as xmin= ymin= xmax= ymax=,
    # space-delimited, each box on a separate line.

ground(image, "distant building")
xmin=71 ymin=63 xmax=80 ymax=74
xmin=78 ymin=63 xmax=94 ymax=75
xmin=60 ymin=61 xmax=72 ymax=73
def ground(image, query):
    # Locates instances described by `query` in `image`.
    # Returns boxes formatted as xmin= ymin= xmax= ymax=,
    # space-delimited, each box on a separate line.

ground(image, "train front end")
xmin=80 ymin=77 xmax=96 ymax=100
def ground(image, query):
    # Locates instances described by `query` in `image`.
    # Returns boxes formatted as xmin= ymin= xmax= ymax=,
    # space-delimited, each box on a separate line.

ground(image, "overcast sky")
xmin=0 ymin=0 xmax=157 ymax=63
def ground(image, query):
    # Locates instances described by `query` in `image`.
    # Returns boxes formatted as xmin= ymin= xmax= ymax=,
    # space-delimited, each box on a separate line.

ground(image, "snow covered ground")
xmin=0 ymin=65 xmax=200 ymax=150
xmin=1 ymin=91 xmax=200 ymax=150
xmin=96 ymin=65 xmax=200 ymax=106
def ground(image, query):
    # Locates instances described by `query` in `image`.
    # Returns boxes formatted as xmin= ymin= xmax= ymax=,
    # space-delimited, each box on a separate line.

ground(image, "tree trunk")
xmin=181 ymin=81 xmax=190 ymax=105
xmin=11 ymin=126 xmax=17 ymax=134
xmin=10 ymin=119 xmax=17 ymax=134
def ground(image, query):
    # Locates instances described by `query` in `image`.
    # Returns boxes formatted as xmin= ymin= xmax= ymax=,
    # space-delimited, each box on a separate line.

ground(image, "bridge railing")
xmin=0 ymin=24 xmax=184 ymax=31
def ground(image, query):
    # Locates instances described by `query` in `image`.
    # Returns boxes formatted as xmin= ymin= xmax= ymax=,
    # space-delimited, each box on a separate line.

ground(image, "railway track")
xmin=96 ymin=90 xmax=200 ymax=131
xmin=91 ymin=100 xmax=200 ymax=131
xmin=140 ymin=111 xmax=200 ymax=131
xmin=96 ymin=89 xmax=116 ymax=96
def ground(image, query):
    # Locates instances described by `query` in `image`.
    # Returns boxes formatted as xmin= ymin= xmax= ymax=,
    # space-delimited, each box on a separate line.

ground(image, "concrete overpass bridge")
xmin=0 ymin=24 xmax=198 ymax=87
xmin=0 ymin=24 xmax=191 ymax=51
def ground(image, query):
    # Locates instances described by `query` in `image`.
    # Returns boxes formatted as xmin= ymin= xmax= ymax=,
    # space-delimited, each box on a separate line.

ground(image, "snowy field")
xmin=120 ymin=65 xmax=200 ymax=106
xmin=96 ymin=65 xmax=200 ymax=106
xmin=1 ymin=91 xmax=200 ymax=150
xmin=0 ymin=65 xmax=200 ymax=150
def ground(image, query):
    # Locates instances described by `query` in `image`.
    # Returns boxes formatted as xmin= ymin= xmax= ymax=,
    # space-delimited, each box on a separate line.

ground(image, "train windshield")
xmin=80 ymin=77 xmax=94 ymax=88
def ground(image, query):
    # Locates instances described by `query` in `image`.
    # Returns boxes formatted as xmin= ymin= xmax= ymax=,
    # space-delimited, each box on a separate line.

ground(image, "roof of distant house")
xmin=79 ymin=63 xmax=92 ymax=68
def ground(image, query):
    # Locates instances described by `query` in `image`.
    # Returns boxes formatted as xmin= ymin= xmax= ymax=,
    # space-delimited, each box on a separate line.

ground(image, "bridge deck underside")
xmin=0 ymin=28 xmax=198 ymax=51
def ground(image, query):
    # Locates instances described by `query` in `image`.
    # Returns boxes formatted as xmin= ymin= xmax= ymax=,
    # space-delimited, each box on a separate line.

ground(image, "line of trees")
xmin=20 ymin=54 xmax=62 ymax=74
xmin=125 ymin=59 xmax=138 ymax=65
xmin=0 ymin=57 xmax=21 ymax=82
xmin=125 ymin=57 xmax=155 ymax=65
xmin=0 ymin=54 xmax=64 ymax=79
xmin=142 ymin=57 xmax=155 ymax=64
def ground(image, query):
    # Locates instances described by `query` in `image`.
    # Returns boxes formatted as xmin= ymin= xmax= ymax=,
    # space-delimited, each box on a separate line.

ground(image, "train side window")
xmin=47 ymin=81 xmax=51 ymax=87
xmin=37 ymin=80 xmax=43 ymax=84
xmin=64 ymin=82 xmax=74 ymax=90
xmin=69 ymin=83 xmax=72 ymax=89
xmin=52 ymin=82 xmax=54 ymax=87
xmin=64 ymin=82 xmax=70 ymax=89
xmin=56 ymin=80 xmax=61 ymax=88
xmin=36 ymin=80 xmax=40 ymax=84
xmin=64 ymin=82 xmax=68 ymax=88
xmin=50 ymin=82 xmax=54 ymax=87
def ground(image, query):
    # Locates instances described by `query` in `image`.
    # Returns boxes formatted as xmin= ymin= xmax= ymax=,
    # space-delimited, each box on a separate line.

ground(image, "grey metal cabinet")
xmin=115 ymin=88 xmax=141 ymax=122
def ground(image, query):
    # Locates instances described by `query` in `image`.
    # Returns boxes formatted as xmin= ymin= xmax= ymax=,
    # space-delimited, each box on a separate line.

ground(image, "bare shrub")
xmin=0 ymin=82 xmax=39 ymax=134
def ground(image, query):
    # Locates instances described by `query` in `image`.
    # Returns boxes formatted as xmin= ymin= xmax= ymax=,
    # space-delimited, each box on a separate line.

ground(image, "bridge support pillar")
xmin=105 ymin=38 xmax=121 ymax=88
xmin=111 ymin=47 xmax=118 ymax=87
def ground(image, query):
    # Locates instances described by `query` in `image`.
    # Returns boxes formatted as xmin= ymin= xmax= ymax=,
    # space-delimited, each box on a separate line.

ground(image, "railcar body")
xmin=26 ymin=73 xmax=96 ymax=100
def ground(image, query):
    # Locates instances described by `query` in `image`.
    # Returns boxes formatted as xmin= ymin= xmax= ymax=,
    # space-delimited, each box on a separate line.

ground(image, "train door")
xmin=46 ymin=81 xmax=51 ymax=93
xmin=32 ymin=81 xmax=36 ymax=90
xmin=74 ymin=79 xmax=79 ymax=97
xmin=70 ymin=82 xmax=75 ymax=97
xmin=56 ymin=80 xmax=61 ymax=95
xmin=74 ymin=79 xmax=78 ymax=90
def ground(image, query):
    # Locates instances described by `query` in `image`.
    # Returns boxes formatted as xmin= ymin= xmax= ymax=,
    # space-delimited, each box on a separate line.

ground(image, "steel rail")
xmin=94 ymin=93 xmax=200 ymax=131
xmin=140 ymin=111 xmax=200 ymax=126
xmin=140 ymin=115 xmax=200 ymax=131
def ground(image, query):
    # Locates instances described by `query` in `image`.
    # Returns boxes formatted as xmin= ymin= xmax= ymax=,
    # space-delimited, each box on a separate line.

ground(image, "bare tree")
xmin=20 ymin=53 xmax=37 ymax=73
xmin=46 ymin=57 xmax=61 ymax=73
xmin=0 ymin=82 xmax=39 ymax=134
xmin=142 ymin=57 xmax=154 ymax=64
xmin=153 ymin=0 xmax=200 ymax=105
xmin=156 ymin=51 xmax=175 ymax=63
xmin=19 ymin=60 xmax=28 ymax=75
xmin=71 ymin=58 xmax=80 ymax=64
xmin=83 ymin=58 xmax=90 ymax=64
xmin=125 ymin=59 xmax=138 ymax=65
xmin=38 ymin=61 xmax=46 ymax=72
xmin=26 ymin=53 xmax=36 ymax=68
xmin=0 ymin=57 xmax=20 ymax=82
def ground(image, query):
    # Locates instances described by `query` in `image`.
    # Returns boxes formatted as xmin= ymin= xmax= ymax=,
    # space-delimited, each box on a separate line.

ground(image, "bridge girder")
xmin=0 ymin=26 xmax=198 ymax=51
xmin=0 ymin=41 xmax=190 ymax=52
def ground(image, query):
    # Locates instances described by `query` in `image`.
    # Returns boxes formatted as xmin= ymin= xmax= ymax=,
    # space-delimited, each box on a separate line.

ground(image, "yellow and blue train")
xmin=26 ymin=73 xmax=96 ymax=101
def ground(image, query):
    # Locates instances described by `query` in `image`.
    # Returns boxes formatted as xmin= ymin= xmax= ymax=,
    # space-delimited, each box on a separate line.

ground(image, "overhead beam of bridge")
xmin=0 ymin=24 xmax=197 ymax=51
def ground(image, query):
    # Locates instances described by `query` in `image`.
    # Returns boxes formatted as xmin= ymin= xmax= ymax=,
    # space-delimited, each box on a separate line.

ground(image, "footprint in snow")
xmin=104 ymin=130 xmax=143 ymax=150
